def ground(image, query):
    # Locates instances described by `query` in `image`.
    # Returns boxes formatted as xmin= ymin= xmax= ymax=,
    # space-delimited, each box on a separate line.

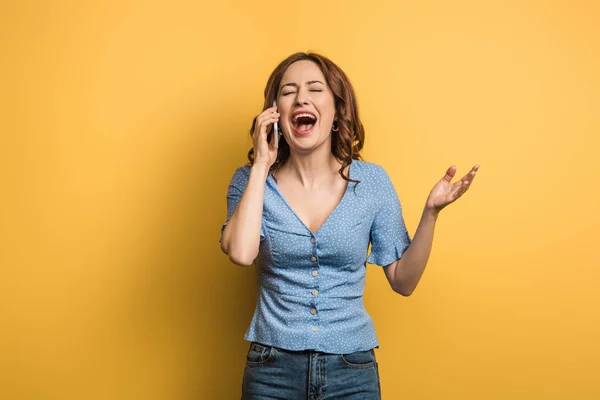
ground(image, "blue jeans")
xmin=241 ymin=342 xmax=381 ymax=399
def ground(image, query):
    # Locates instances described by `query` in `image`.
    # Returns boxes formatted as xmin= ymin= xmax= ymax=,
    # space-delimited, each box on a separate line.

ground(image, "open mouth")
xmin=291 ymin=112 xmax=317 ymax=134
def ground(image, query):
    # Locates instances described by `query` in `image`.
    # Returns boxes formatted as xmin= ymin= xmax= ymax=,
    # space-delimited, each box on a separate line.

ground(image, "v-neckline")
xmin=268 ymin=161 xmax=354 ymax=236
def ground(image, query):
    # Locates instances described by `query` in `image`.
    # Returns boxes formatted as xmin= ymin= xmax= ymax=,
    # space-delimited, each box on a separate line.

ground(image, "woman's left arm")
xmin=384 ymin=164 xmax=480 ymax=296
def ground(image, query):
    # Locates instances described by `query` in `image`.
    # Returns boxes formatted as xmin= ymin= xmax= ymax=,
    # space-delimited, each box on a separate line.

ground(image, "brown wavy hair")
xmin=247 ymin=52 xmax=364 ymax=186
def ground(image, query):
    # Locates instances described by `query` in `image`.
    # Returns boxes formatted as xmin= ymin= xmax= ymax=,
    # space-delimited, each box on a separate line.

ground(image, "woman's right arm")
xmin=220 ymin=162 xmax=269 ymax=266
xmin=220 ymin=105 xmax=279 ymax=266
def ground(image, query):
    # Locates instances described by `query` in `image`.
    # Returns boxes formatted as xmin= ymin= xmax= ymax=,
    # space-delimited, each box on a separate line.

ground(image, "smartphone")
xmin=272 ymin=100 xmax=279 ymax=149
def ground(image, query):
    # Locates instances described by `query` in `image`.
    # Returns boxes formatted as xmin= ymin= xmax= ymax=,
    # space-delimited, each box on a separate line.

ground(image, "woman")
xmin=220 ymin=52 xmax=479 ymax=399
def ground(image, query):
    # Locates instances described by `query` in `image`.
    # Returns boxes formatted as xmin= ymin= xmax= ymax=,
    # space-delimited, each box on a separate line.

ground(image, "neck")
xmin=284 ymin=146 xmax=342 ymax=188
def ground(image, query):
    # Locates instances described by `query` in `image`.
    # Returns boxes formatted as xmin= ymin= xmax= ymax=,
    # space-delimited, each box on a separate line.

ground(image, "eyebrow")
xmin=280 ymin=80 xmax=324 ymax=91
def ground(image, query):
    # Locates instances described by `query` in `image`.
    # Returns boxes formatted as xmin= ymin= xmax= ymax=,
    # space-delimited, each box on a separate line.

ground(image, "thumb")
xmin=442 ymin=165 xmax=457 ymax=182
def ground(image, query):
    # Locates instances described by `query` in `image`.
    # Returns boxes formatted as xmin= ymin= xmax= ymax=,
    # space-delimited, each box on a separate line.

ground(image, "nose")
xmin=295 ymin=96 xmax=310 ymax=106
xmin=295 ymin=86 xmax=311 ymax=106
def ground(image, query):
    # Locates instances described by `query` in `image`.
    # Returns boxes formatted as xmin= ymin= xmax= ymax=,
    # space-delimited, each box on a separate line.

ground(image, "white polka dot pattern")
xmin=220 ymin=160 xmax=412 ymax=354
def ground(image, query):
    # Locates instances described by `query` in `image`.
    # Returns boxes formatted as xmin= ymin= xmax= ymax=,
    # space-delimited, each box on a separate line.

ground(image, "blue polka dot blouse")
xmin=220 ymin=159 xmax=412 ymax=354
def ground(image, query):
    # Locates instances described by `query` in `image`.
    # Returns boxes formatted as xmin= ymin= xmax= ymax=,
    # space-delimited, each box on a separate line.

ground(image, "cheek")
xmin=318 ymin=110 xmax=335 ymax=126
xmin=317 ymin=98 xmax=336 ymax=121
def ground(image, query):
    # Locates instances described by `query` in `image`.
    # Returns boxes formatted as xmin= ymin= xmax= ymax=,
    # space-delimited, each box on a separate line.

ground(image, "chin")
xmin=290 ymin=134 xmax=329 ymax=152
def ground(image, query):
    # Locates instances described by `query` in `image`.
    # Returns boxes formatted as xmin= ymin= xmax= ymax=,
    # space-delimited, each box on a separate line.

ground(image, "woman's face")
xmin=276 ymin=60 xmax=336 ymax=154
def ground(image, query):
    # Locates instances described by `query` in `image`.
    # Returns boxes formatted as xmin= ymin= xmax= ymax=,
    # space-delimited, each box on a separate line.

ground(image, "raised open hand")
xmin=425 ymin=164 xmax=480 ymax=213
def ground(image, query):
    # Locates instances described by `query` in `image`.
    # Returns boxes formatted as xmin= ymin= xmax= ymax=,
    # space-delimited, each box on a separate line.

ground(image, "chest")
xmin=261 ymin=171 xmax=375 ymax=269
xmin=275 ymin=178 xmax=348 ymax=234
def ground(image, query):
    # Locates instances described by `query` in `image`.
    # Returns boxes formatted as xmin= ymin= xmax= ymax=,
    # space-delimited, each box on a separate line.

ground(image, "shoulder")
xmin=352 ymin=159 xmax=392 ymax=183
xmin=352 ymin=160 xmax=398 ymax=206
xmin=228 ymin=164 xmax=252 ymax=186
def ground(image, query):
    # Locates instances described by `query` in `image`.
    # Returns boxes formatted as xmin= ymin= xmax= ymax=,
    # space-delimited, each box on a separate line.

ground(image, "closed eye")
xmin=282 ymin=89 xmax=323 ymax=96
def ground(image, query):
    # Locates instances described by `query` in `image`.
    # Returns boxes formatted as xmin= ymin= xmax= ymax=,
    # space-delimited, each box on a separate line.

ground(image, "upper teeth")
xmin=293 ymin=113 xmax=317 ymax=123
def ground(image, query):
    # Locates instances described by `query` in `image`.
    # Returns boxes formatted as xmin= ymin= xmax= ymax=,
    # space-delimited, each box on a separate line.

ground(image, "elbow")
xmin=225 ymin=246 xmax=257 ymax=267
xmin=228 ymin=253 xmax=255 ymax=267
xmin=220 ymin=239 xmax=258 ymax=267
xmin=220 ymin=239 xmax=229 ymax=255
xmin=220 ymin=226 xmax=257 ymax=266
xmin=393 ymin=283 xmax=415 ymax=297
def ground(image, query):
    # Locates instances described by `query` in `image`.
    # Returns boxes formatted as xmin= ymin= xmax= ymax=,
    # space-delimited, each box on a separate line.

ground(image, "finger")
xmin=456 ymin=180 xmax=470 ymax=198
xmin=260 ymin=106 xmax=278 ymax=116
xmin=261 ymin=117 xmax=280 ymax=137
xmin=461 ymin=165 xmax=480 ymax=184
xmin=450 ymin=180 xmax=464 ymax=198
xmin=254 ymin=115 xmax=280 ymax=138
xmin=442 ymin=165 xmax=457 ymax=182
xmin=256 ymin=115 xmax=280 ymax=131
xmin=261 ymin=107 xmax=279 ymax=115
xmin=460 ymin=170 xmax=475 ymax=184
xmin=461 ymin=180 xmax=470 ymax=194
xmin=257 ymin=112 xmax=280 ymax=124
xmin=260 ymin=116 xmax=280 ymax=131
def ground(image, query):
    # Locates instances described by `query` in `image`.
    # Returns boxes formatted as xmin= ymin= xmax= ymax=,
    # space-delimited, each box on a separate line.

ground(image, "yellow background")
xmin=2 ymin=0 xmax=599 ymax=398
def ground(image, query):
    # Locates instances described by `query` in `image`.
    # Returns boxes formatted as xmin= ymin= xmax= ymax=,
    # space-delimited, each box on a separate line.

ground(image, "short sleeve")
xmin=366 ymin=166 xmax=412 ymax=266
xmin=219 ymin=166 xmax=266 ymax=243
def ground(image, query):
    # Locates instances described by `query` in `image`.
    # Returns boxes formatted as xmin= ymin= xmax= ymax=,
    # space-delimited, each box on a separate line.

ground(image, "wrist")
xmin=423 ymin=205 xmax=440 ymax=220
xmin=251 ymin=162 xmax=271 ymax=178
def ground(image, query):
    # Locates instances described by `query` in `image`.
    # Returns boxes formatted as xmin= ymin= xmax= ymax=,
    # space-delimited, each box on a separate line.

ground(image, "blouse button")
xmin=311 ymin=237 xmax=316 ymax=244
xmin=312 ymin=289 xmax=319 ymax=296
xmin=310 ymin=308 xmax=317 ymax=315
xmin=311 ymin=256 xmax=317 ymax=263
xmin=312 ymin=327 xmax=318 ymax=332
xmin=312 ymin=270 xmax=318 ymax=277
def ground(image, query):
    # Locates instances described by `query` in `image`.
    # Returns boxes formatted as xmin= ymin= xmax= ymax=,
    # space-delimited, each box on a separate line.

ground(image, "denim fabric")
xmin=241 ymin=342 xmax=381 ymax=399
